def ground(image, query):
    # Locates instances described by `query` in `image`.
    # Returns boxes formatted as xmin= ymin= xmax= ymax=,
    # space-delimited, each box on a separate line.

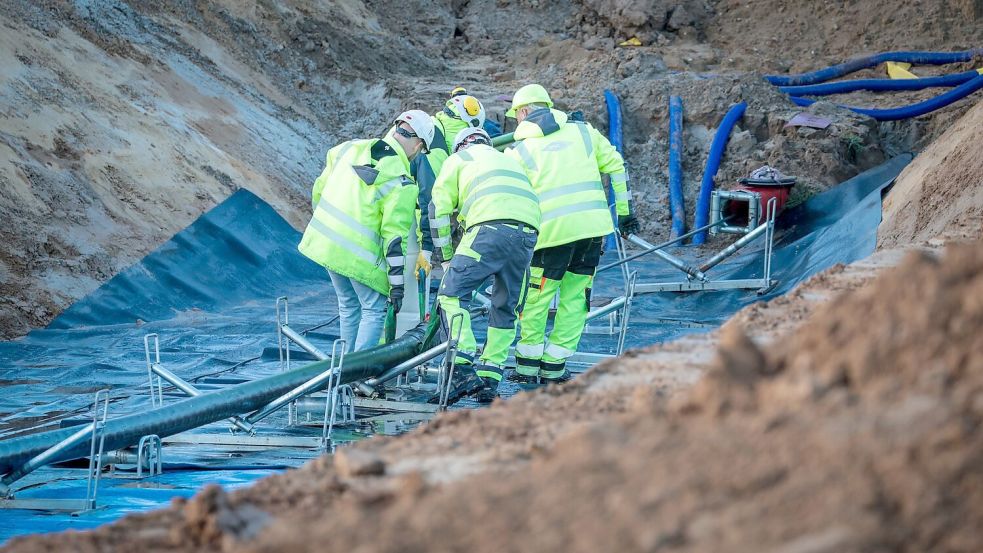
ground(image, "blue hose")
xmin=603 ymin=89 xmax=623 ymax=249
xmin=790 ymin=73 xmax=983 ymax=121
xmin=765 ymin=49 xmax=983 ymax=86
xmin=668 ymin=96 xmax=686 ymax=238
xmin=779 ymin=70 xmax=980 ymax=96
xmin=692 ymin=102 xmax=747 ymax=245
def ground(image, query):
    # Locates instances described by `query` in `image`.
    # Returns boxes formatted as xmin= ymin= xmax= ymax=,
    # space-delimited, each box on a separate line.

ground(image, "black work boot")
xmin=475 ymin=376 xmax=500 ymax=404
xmin=541 ymin=361 xmax=572 ymax=384
xmin=429 ymin=366 xmax=484 ymax=405
xmin=508 ymin=356 xmax=542 ymax=384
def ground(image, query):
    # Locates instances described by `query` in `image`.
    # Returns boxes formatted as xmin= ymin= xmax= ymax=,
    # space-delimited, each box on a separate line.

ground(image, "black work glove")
xmin=618 ymin=214 xmax=640 ymax=237
xmin=389 ymin=285 xmax=404 ymax=314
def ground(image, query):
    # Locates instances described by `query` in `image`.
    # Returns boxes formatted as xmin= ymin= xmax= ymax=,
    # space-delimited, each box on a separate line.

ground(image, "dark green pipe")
xmin=0 ymin=321 xmax=437 ymax=476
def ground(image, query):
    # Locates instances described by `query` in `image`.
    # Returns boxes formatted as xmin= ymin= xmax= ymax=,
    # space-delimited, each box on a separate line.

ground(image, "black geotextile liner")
xmin=0 ymin=154 xmax=910 ymax=438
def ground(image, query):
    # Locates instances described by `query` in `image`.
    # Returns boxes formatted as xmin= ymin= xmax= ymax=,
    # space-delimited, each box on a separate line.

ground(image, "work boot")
xmin=475 ymin=376 xmax=500 ymax=404
xmin=506 ymin=370 xmax=540 ymax=384
xmin=542 ymin=369 xmax=572 ymax=384
xmin=428 ymin=368 xmax=484 ymax=405
xmin=541 ymin=361 xmax=572 ymax=384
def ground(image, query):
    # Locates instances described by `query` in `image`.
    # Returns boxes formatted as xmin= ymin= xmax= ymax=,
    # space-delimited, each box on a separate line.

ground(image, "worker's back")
xmin=507 ymin=108 xmax=615 ymax=249
xmin=450 ymin=144 xmax=540 ymax=230
xmin=298 ymin=136 xmax=416 ymax=295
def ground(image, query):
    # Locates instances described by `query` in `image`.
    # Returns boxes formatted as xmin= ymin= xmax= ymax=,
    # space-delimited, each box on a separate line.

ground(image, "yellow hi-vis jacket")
xmin=506 ymin=108 xmax=630 ymax=250
xmin=429 ymin=144 xmax=541 ymax=261
xmin=298 ymin=135 xmax=418 ymax=295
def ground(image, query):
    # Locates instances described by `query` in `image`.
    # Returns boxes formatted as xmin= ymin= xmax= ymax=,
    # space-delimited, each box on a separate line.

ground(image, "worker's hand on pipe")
xmin=389 ymin=285 xmax=404 ymax=314
xmin=618 ymin=214 xmax=641 ymax=237
xmin=415 ymin=250 xmax=432 ymax=277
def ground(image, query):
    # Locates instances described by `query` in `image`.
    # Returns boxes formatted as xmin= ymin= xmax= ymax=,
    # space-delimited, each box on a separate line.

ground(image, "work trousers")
xmin=437 ymin=221 xmax=537 ymax=382
xmin=515 ymin=235 xmax=603 ymax=378
xmin=328 ymin=270 xmax=388 ymax=353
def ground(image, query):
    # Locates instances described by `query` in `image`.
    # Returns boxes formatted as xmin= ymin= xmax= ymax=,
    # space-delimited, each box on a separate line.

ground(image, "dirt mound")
xmin=8 ymin=238 xmax=981 ymax=552
xmin=878 ymin=99 xmax=983 ymax=247
xmin=705 ymin=0 xmax=983 ymax=73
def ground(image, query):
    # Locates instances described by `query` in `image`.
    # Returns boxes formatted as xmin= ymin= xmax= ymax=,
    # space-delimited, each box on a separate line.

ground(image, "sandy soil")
xmin=2 ymin=1 xmax=983 ymax=550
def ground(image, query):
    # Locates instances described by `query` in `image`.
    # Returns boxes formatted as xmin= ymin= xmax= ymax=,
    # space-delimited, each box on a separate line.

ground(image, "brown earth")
xmin=2 ymin=1 xmax=983 ymax=551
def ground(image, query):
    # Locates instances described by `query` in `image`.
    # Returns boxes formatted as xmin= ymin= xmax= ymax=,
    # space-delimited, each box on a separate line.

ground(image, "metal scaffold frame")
xmin=632 ymin=197 xmax=779 ymax=295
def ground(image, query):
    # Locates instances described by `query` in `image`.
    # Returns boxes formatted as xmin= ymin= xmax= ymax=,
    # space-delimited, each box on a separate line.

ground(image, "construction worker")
xmin=505 ymin=84 xmax=639 ymax=383
xmin=298 ymin=110 xmax=435 ymax=352
xmin=412 ymin=89 xmax=487 ymax=281
xmin=429 ymin=127 xmax=541 ymax=403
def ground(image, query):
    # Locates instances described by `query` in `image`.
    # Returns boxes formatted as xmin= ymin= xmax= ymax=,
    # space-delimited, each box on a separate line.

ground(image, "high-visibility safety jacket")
xmin=298 ymin=135 xmax=418 ymax=296
xmin=413 ymin=116 xmax=450 ymax=253
xmin=506 ymin=108 xmax=630 ymax=250
xmin=429 ymin=144 xmax=541 ymax=261
xmin=434 ymin=110 xmax=470 ymax=154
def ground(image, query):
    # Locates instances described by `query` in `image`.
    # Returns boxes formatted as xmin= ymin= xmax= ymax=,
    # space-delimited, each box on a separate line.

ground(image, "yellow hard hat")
xmin=506 ymin=84 xmax=553 ymax=117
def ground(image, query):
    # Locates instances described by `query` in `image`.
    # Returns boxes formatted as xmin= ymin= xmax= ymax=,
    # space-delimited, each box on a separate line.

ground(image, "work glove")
xmin=389 ymin=285 xmax=404 ymax=314
xmin=618 ymin=214 xmax=640 ymax=237
xmin=415 ymin=250 xmax=432 ymax=277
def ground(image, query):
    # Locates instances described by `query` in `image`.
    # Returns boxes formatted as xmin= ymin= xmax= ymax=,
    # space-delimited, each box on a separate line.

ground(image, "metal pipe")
xmin=0 ymin=323 xmax=435 ymax=476
xmin=151 ymin=364 xmax=254 ymax=434
xmin=364 ymin=341 xmax=450 ymax=388
xmin=0 ymin=422 xmax=95 ymax=495
xmin=245 ymin=368 xmax=339 ymax=427
xmin=698 ymin=220 xmax=771 ymax=273
xmin=596 ymin=217 xmax=732 ymax=274
xmin=280 ymin=324 xmax=330 ymax=360
xmin=586 ymin=296 xmax=626 ymax=321
xmin=626 ymin=235 xmax=707 ymax=281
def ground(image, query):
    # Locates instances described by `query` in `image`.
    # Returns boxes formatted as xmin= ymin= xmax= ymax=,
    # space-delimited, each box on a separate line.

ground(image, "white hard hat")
xmin=446 ymin=95 xmax=486 ymax=129
xmin=394 ymin=110 xmax=435 ymax=152
xmin=453 ymin=127 xmax=491 ymax=152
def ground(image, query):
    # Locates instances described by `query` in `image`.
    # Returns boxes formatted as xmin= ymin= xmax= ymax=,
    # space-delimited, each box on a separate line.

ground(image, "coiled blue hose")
xmin=789 ymin=73 xmax=983 ymax=121
xmin=779 ymin=70 xmax=980 ymax=96
xmin=692 ymin=102 xmax=747 ymax=245
xmin=765 ymin=49 xmax=983 ymax=86
xmin=668 ymin=96 xmax=686 ymax=238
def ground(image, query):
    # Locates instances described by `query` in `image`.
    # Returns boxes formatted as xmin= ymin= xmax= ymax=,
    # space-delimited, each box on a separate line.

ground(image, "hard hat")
xmin=449 ymin=86 xmax=468 ymax=98
xmin=445 ymin=95 xmax=486 ymax=129
xmin=506 ymin=84 xmax=553 ymax=117
xmin=393 ymin=110 xmax=435 ymax=152
xmin=453 ymin=127 xmax=491 ymax=152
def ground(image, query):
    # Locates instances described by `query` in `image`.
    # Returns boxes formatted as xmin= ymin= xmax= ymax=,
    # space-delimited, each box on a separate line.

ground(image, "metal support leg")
xmin=438 ymin=313 xmax=464 ymax=410
xmin=321 ymin=339 xmax=346 ymax=448
xmin=144 ymin=334 xmax=163 ymax=408
xmin=275 ymin=296 xmax=294 ymax=424
xmin=83 ymin=389 xmax=111 ymax=511
xmin=136 ymin=435 xmax=163 ymax=479
xmin=758 ymin=197 xmax=779 ymax=294
xmin=616 ymin=273 xmax=637 ymax=356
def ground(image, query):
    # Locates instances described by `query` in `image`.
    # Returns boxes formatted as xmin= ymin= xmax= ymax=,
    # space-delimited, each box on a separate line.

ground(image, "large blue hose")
xmin=789 ymin=73 xmax=983 ymax=121
xmin=779 ymin=70 xmax=981 ymax=96
xmin=692 ymin=102 xmax=746 ymax=245
xmin=765 ymin=49 xmax=983 ymax=86
xmin=668 ymin=96 xmax=686 ymax=238
xmin=603 ymin=90 xmax=624 ymax=249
